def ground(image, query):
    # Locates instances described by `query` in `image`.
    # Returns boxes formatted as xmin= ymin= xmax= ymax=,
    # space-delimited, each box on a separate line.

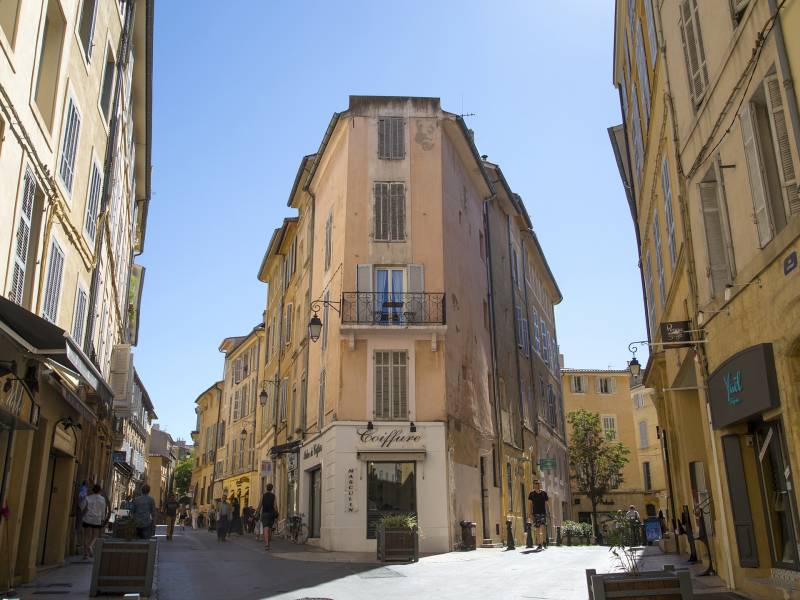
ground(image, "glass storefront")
xmin=309 ymin=468 xmax=321 ymax=538
xmin=366 ymin=461 xmax=416 ymax=539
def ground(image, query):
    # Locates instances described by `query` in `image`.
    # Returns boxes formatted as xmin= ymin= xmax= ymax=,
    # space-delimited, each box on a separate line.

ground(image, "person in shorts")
xmin=164 ymin=493 xmax=179 ymax=540
xmin=81 ymin=484 xmax=107 ymax=558
xmin=528 ymin=480 xmax=549 ymax=550
xmin=256 ymin=483 xmax=278 ymax=551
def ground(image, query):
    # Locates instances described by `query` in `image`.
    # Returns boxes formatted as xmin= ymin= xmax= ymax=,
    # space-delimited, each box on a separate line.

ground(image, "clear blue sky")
xmin=135 ymin=1 xmax=648 ymax=441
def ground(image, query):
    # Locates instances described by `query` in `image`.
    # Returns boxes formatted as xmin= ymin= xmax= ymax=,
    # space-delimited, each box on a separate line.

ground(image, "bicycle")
xmin=277 ymin=513 xmax=308 ymax=544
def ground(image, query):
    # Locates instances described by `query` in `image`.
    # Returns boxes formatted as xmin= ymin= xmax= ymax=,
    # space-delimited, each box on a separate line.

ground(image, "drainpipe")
xmin=83 ymin=0 xmax=135 ymax=359
xmin=482 ymin=194 xmax=503 ymax=536
xmin=654 ymin=1 xmax=735 ymax=586
xmin=505 ymin=215 xmax=526 ymax=452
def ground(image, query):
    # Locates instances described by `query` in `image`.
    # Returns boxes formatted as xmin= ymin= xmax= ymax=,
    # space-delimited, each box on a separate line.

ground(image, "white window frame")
xmin=602 ymin=415 xmax=618 ymax=440
xmin=42 ymin=238 xmax=65 ymax=323
xmin=570 ymin=375 xmax=587 ymax=393
xmin=58 ymin=95 xmax=82 ymax=195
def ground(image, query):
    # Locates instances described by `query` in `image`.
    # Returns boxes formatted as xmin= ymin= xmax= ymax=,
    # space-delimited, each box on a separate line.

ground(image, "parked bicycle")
xmin=277 ymin=513 xmax=308 ymax=544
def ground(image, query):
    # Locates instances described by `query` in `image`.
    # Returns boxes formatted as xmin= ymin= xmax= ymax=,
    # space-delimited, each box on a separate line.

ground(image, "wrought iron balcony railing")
xmin=341 ymin=292 xmax=446 ymax=325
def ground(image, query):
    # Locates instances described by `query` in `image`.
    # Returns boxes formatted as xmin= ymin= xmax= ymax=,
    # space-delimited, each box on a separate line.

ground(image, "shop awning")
xmin=357 ymin=450 xmax=427 ymax=462
xmin=270 ymin=440 xmax=301 ymax=457
xmin=0 ymin=296 xmax=112 ymax=415
xmin=43 ymin=359 xmax=97 ymax=422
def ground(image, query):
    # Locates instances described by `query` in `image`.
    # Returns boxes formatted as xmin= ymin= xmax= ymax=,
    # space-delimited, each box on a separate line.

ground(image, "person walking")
xmin=527 ymin=480 xmax=549 ymax=551
xmin=216 ymin=497 xmax=230 ymax=542
xmin=81 ymin=485 xmax=107 ymax=558
xmin=626 ymin=504 xmax=642 ymax=546
xmin=132 ymin=484 xmax=157 ymax=539
xmin=229 ymin=496 xmax=243 ymax=536
xmin=164 ymin=493 xmax=179 ymax=540
xmin=255 ymin=483 xmax=278 ymax=551
xmin=191 ymin=506 xmax=199 ymax=530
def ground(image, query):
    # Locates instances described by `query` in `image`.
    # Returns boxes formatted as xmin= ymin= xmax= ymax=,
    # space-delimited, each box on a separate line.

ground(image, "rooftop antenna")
xmin=459 ymin=93 xmax=475 ymax=118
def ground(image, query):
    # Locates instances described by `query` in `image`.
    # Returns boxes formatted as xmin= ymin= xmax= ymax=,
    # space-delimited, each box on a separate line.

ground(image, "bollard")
xmin=526 ymin=521 xmax=533 ymax=548
xmin=506 ymin=518 xmax=515 ymax=550
xmin=556 ymin=525 xmax=562 ymax=546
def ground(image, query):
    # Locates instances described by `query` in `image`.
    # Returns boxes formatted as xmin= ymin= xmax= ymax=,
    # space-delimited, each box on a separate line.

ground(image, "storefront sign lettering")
xmin=724 ymin=371 xmax=742 ymax=406
xmin=346 ymin=467 xmax=357 ymax=513
xmin=303 ymin=443 xmax=322 ymax=460
xmin=357 ymin=428 xmax=423 ymax=448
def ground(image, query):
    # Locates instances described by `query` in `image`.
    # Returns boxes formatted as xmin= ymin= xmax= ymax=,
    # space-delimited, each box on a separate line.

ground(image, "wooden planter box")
xmin=377 ymin=526 xmax=419 ymax=563
xmin=90 ymin=538 xmax=157 ymax=597
xmin=586 ymin=565 xmax=691 ymax=600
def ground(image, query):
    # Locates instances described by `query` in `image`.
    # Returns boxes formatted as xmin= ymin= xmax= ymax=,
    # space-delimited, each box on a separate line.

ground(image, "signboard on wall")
xmin=660 ymin=321 xmax=693 ymax=347
xmin=708 ymin=344 xmax=780 ymax=429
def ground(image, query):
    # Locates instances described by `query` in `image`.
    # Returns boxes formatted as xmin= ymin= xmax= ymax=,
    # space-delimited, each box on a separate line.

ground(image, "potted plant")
xmin=376 ymin=513 xmax=419 ymax=563
xmin=585 ymin=511 xmax=692 ymax=600
xmin=578 ymin=521 xmax=593 ymax=545
xmin=561 ymin=520 xmax=580 ymax=546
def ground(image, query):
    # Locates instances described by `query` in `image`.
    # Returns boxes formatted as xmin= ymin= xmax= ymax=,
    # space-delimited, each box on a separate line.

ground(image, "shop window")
xmin=366 ymin=461 xmax=416 ymax=539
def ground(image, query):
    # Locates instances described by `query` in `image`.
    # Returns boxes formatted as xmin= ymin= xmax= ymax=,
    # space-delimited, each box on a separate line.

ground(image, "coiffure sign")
xmin=708 ymin=344 xmax=780 ymax=429
xmin=356 ymin=428 xmax=424 ymax=448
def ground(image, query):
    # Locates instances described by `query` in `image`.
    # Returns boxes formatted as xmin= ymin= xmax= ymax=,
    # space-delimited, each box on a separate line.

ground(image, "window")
xmin=233 ymin=358 xmax=242 ymax=383
xmin=377 ymin=116 xmax=404 ymax=160
xmin=644 ymin=0 xmax=657 ymax=67
xmin=533 ymin=310 xmax=540 ymax=353
xmin=740 ymin=75 xmax=800 ymax=247
xmin=374 ymin=182 xmax=406 ymax=242
xmin=366 ymin=461 xmax=415 ymax=538
xmin=633 ymin=393 xmax=645 ymax=409
xmin=643 ymin=461 xmax=652 ymax=491
xmin=635 ymin=20 xmax=651 ymax=131
xmin=58 ymin=98 xmax=81 ymax=193
xmin=83 ymin=160 xmax=102 ymax=243
xmin=602 ymin=415 xmax=618 ymax=440
xmin=34 ymin=0 xmax=66 ymax=129
xmin=598 ymin=377 xmax=616 ymax=394
xmin=100 ymin=45 xmax=116 ymax=121
xmin=653 ymin=211 xmax=666 ymax=307
xmin=284 ymin=303 xmax=293 ymax=346
xmin=77 ymin=0 xmax=97 ymax=60
xmin=630 ymin=83 xmax=644 ymax=185
xmin=644 ymin=249 xmax=656 ymax=334
xmin=71 ymin=287 xmax=88 ymax=345
xmin=318 ymin=369 xmax=326 ymax=430
xmin=233 ymin=390 xmax=240 ymax=421
xmin=9 ymin=168 xmax=38 ymax=306
xmin=321 ymin=291 xmax=329 ymax=350
xmin=679 ymin=0 xmax=709 ymax=108
xmin=730 ymin=0 xmax=750 ymax=26
xmin=699 ymin=164 xmax=735 ymax=297
xmin=374 ymin=350 xmax=408 ymax=420
xmin=278 ymin=379 xmax=287 ymax=423
xmin=0 ymin=0 xmax=20 ymax=47
xmin=547 ymin=387 xmax=556 ymax=428
xmin=661 ymin=158 xmax=678 ymax=268
xmin=506 ymin=463 xmax=513 ymax=512
xmin=639 ymin=420 xmax=649 ymax=448
xmin=570 ymin=375 xmax=587 ymax=393
xmin=42 ymin=240 xmax=64 ymax=323
xmin=324 ymin=212 xmax=332 ymax=270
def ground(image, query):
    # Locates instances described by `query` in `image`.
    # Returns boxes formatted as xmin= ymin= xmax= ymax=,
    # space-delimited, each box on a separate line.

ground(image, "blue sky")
xmin=135 ymin=1 xmax=647 ymax=440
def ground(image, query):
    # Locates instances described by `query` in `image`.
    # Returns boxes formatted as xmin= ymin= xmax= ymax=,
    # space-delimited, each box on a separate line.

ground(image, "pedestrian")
xmin=191 ymin=506 xmax=199 ymax=530
xmin=626 ymin=504 xmax=642 ymax=546
xmin=131 ymin=484 xmax=157 ymax=539
xmin=164 ymin=493 xmax=179 ymax=540
xmin=208 ymin=506 xmax=216 ymax=531
xmin=229 ymin=496 xmax=243 ymax=535
xmin=81 ymin=484 xmax=107 ymax=558
xmin=658 ymin=510 xmax=668 ymax=538
xmin=527 ymin=480 xmax=549 ymax=551
xmin=255 ymin=483 xmax=278 ymax=551
xmin=216 ymin=497 xmax=230 ymax=542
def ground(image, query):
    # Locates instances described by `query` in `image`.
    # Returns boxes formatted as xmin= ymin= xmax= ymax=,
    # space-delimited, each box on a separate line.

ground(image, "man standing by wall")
xmin=528 ymin=481 xmax=549 ymax=550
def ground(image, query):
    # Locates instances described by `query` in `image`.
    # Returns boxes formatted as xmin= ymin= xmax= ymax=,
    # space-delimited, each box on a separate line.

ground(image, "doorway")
xmin=480 ymin=456 xmax=489 ymax=541
xmin=755 ymin=420 xmax=800 ymax=569
xmin=308 ymin=467 xmax=321 ymax=538
xmin=375 ymin=268 xmax=404 ymax=322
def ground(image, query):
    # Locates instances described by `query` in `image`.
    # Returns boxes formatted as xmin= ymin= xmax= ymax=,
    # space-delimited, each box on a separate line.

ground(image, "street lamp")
xmin=627 ymin=341 xmax=647 ymax=377
xmin=259 ymin=377 xmax=280 ymax=406
xmin=240 ymin=428 xmax=247 ymax=443
xmin=308 ymin=298 xmax=341 ymax=344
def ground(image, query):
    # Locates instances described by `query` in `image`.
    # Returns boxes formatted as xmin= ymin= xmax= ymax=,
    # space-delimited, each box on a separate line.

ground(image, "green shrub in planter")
xmin=376 ymin=513 xmax=419 ymax=563
xmin=378 ymin=513 xmax=418 ymax=530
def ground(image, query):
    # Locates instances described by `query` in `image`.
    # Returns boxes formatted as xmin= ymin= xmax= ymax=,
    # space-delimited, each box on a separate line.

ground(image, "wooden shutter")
xmin=699 ymin=181 xmax=732 ymax=296
xmin=722 ymin=435 xmax=760 ymax=567
xmin=72 ymin=287 xmax=88 ymax=344
xmin=392 ymin=351 xmax=408 ymax=419
xmin=661 ymin=158 xmax=678 ymax=267
xmin=10 ymin=168 xmax=36 ymax=305
xmin=392 ymin=117 xmax=404 ymax=159
xmin=644 ymin=0 xmax=657 ymax=67
xmin=679 ymin=0 xmax=708 ymax=107
xmin=42 ymin=240 xmax=65 ymax=323
xmin=390 ymin=183 xmax=405 ymax=240
xmin=408 ymin=264 xmax=424 ymax=293
xmin=635 ymin=21 xmax=651 ymax=130
xmin=324 ymin=213 xmax=332 ymax=270
xmin=59 ymin=99 xmax=81 ymax=192
xmin=84 ymin=162 xmax=102 ymax=242
xmin=374 ymin=183 xmax=389 ymax=240
xmin=764 ymin=76 xmax=800 ymax=215
xmin=740 ymin=103 xmax=773 ymax=245
xmin=374 ymin=351 xmax=389 ymax=418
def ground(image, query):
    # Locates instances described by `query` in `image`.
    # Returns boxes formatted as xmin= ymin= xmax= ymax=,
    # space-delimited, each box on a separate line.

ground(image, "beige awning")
xmin=357 ymin=450 xmax=427 ymax=462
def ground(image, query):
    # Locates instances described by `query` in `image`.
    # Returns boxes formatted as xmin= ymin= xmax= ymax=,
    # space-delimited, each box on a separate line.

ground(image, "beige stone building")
xmin=146 ymin=425 xmax=175 ymax=510
xmin=562 ymin=369 xmax=664 ymax=526
xmin=0 ymin=0 xmax=152 ymax=585
xmin=613 ymin=0 xmax=800 ymax=595
xmin=190 ymin=381 xmax=223 ymax=513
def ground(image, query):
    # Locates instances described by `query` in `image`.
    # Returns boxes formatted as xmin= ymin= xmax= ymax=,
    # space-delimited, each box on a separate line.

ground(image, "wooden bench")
xmin=586 ymin=565 xmax=692 ymax=600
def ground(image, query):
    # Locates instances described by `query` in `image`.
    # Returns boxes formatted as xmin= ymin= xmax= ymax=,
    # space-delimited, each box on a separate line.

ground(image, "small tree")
xmin=567 ymin=409 xmax=630 ymax=544
xmin=173 ymin=456 xmax=193 ymax=498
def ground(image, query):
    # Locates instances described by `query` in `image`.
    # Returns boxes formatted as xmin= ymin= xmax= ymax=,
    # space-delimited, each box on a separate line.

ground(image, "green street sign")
xmin=538 ymin=458 xmax=556 ymax=471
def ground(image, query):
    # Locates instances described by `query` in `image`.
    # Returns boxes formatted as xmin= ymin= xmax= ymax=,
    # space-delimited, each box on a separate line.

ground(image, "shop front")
xmin=298 ymin=421 xmax=449 ymax=553
xmin=710 ymin=343 xmax=800 ymax=575
xmin=222 ymin=473 xmax=256 ymax=509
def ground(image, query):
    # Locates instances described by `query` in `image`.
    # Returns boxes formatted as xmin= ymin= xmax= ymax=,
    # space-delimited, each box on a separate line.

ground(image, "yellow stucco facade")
xmin=190 ymin=381 xmax=222 ymax=513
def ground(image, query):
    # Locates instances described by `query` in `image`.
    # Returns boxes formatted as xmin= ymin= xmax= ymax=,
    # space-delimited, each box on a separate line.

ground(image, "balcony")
xmin=341 ymin=292 xmax=446 ymax=325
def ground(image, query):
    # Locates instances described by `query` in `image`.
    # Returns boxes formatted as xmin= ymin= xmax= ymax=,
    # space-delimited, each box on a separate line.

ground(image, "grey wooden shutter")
xmin=10 ymin=168 xmax=36 ymax=305
xmin=374 ymin=183 xmax=388 ymax=240
xmin=378 ymin=118 xmax=387 ymax=158
xmin=392 ymin=117 xmax=404 ymax=159
xmin=393 ymin=351 xmax=408 ymax=419
xmin=72 ymin=288 xmax=88 ymax=344
xmin=374 ymin=351 xmax=389 ymax=418
xmin=661 ymin=158 xmax=678 ymax=267
xmin=679 ymin=0 xmax=708 ymax=107
xmin=721 ymin=435 xmax=759 ymax=567
xmin=59 ymin=99 xmax=81 ymax=192
xmin=740 ymin=103 xmax=773 ymax=246
xmin=42 ymin=240 xmax=65 ymax=323
xmin=390 ymin=183 xmax=405 ymax=240
xmin=408 ymin=264 xmax=423 ymax=293
xmin=764 ymin=76 xmax=800 ymax=215
xmin=699 ymin=181 xmax=732 ymax=296
xmin=84 ymin=162 xmax=102 ymax=242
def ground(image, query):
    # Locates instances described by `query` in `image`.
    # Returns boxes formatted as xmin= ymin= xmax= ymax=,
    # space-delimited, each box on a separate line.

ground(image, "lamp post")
xmin=308 ymin=298 xmax=341 ymax=343
xmin=627 ymin=342 xmax=645 ymax=377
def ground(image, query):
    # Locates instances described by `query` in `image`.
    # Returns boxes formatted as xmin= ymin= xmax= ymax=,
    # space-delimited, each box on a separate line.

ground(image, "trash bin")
xmin=459 ymin=520 xmax=476 ymax=550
